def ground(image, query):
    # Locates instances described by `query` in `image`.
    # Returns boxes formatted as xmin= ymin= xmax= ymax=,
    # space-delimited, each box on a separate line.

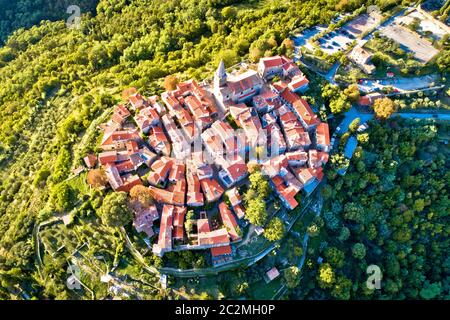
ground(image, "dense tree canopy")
xmin=98 ymin=192 xmax=132 ymax=227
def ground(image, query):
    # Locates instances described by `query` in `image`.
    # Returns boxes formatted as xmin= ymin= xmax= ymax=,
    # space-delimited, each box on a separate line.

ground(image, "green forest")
xmin=0 ymin=0 xmax=98 ymax=43
xmin=0 ymin=0 xmax=448 ymax=300
xmin=296 ymin=118 xmax=450 ymax=300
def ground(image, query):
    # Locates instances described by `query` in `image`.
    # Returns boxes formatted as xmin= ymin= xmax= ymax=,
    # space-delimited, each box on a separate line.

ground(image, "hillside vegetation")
xmin=296 ymin=119 xmax=450 ymax=300
xmin=0 ymin=0 xmax=98 ymax=43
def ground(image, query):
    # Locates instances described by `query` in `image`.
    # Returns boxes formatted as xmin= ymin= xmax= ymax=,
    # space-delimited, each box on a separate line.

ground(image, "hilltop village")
xmin=84 ymin=55 xmax=330 ymax=266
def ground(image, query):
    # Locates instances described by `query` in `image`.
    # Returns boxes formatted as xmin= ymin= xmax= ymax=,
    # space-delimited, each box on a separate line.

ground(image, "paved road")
xmin=336 ymin=106 xmax=374 ymax=135
xmin=395 ymin=113 xmax=450 ymax=121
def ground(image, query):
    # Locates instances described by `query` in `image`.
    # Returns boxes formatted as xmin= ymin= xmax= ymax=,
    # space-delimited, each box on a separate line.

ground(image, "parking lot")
xmin=317 ymin=13 xmax=382 ymax=55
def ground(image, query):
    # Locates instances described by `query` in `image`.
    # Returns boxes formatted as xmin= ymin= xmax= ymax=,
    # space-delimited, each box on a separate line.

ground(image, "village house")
xmin=228 ymin=104 xmax=263 ymax=150
xmin=148 ymin=185 xmax=185 ymax=207
xmin=218 ymin=160 xmax=248 ymax=188
xmin=161 ymin=114 xmax=191 ymax=160
xmin=258 ymin=55 xmax=290 ymax=80
xmin=285 ymin=150 xmax=308 ymax=167
xmin=152 ymin=205 xmax=174 ymax=257
xmin=186 ymin=166 xmax=204 ymax=207
xmin=270 ymin=175 xmax=299 ymax=210
xmin=172 ymin=205 xmax=187 ymax=240
xmin=226 ymin=187 xmax=244 ymax=217
xmin=200 ymin=177 xmax=224 ymax=203
xmin=111 ymin=104 xmax=131 ymax=126
xmin=348 ymin=46 xmax=376 ymax=74
xmin=148 ymin=126 xmax=171 ymax=156
xmin=147 ymin=156 xmax=173 ymax=187
xmin=261 ymin=112 xmax=277 ymax=128
xmin=358 ymin=92 xmax=384 ymax=106
xmin=252 ymin=88 xmax=280 ymax=114
xmin=264 ymin=267 xmax=280 ymax=283
xmin=133 ymin=205 xmax=159 ymax=238
xmin=219 ymin=202 xmax=242 ymax=242
xmin=128 ymin=92 xmax=149 ymax=111
xmin=308 ymin=149 xmax=329 ymax=168
xmin=134 ymin=106 xmax=160 ymax=134
xmin=100 ymin=129 xmax=141 ymax=151
xmin=83 ymin=153 xmax=97 ymax=168
xmin=266 ymin=123 xmax=287 ymax=156
xmin=104 ymin=163 xmax=142 ymax=193
xmin=197 ymin=228 xmax=230 ymax=248
xmin=214 ymin=60 xmax=264 ymax=104
xmin=288 ymin=74 xmax=310 ymax=93
xmin=315 ymin=122 xmax=331 ymax=152
xmin=257 ymin=55 xmax=303 ymax=81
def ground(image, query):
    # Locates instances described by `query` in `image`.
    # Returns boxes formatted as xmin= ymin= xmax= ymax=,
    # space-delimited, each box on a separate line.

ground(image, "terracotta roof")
xmin=219 ymin=202 xmax=241 ymax=241
xmin=260 ymin=55 xmax=288 ymax=68
xmin=280 ymin=88 xmax=300 ymax=105
xmin=155 ymin=204 xmax=174 ymax=253
xmin=197 ymin=219 xmax=211 ymax=233
xmin=227 ymin=70 xmax=263 ymax=94
xmin=288 ymin=75 xmax=309 ymax=91
xmin=224 ymin=162 xmax=248 ymax=182
xmin=172 ymin=206 xmax=187 ymax=239
xmin=148 ymin=126 xmax=171 ymax=156
xmin=294 ymin=167 xmax=315 ymax=185
xmin=266 ymin=267 xmax=280 ymax=281
xmin=292 ymin=98 xmax=320 ymax=127
xmin=117 ymin=174 xmax=142 ymax=193
xmin=101 ymin=130 xmax=140 ymax=147
xmin=211 ymin=245 xmax=232 ymax=257
xmin=197 ymin=228 xmax=230 ymax=246
xmin=227 ymin=188 xmax=242 ymax=207
xmin=232 ymin=204 xmax=246 ymax=220
xmin=316 ymin=122 xmax=330 ymax=147
xmin=200 ymin=178 xmax=224 ymax=203
xmin=83 ymin=153 xmax=97 ymax=168
xmin=105 ymin=164 xmax=123 ymax=190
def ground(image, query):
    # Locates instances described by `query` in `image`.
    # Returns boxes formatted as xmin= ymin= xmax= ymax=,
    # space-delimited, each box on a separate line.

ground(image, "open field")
xmin=396 ymin=8 xmax=450 ymax=40
xmin=379 ymin=23 xmax=439 ymax=63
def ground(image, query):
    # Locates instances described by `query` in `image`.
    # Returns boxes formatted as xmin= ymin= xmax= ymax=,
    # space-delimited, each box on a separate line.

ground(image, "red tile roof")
xmin=172 ymin=206 xmax=187 ymax=240
xmin=260 ymin=55 xmax=288 ymax=68
xmin=211 ymin=245 xmax=232 ymax=257
xmin=197 ymin=219 xmax=211 ymax=233
xmin=200 ymin=178 xmax=224 ymax=203
xmin=84 ymin=153 xmax=97 ymax=168
xmin=117 ymin=174 xmax=142 ymax=193
xmin=289 ymin=75 xmax=309 ymax=91
xmin=316 ymin=122 xmax=330 ymax=147
xmin=292 ymin=98 xmax=320 ymax=127
xmin=197 ymin=228 xmax=230 ymax=246
xmin=232 ymin=204 xmax=246 ymax=220
xmin=219 ymin=202 xmax=241 ymax=241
